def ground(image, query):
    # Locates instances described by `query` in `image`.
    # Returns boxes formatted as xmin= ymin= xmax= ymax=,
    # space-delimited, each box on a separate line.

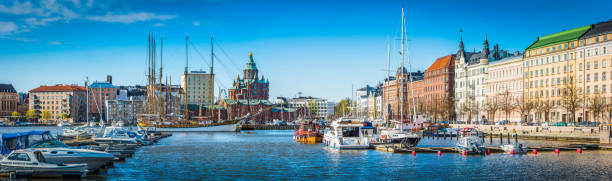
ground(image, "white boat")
xmin=1 ymin=131 xmax=115 ymax=172
xmin=0 ymin=149 xmax=87 ymax=178
xmin=379 ymin=121 xmax=422 ymax=147
xmin=323 ymin=118 xmax=376 ymax=149
xmin=455 ymin=128 xmax=486 ymax=154
xmin=500 ymin=143 xmax=528 ymax=154
xmin=93 ymin=126 xmax=140 ymax=145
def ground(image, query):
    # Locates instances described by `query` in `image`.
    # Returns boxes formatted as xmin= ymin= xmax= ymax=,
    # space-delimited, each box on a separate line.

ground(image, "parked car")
xmin=551 ymin=122 xmax=567 ymax=126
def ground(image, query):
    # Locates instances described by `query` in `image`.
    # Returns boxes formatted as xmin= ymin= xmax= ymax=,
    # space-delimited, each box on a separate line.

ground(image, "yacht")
xmin=0 ymin=130 xmax=115 ymax=172
xmin=93 ymin=126 xmax=141 ymax=145
xmin=323 ymin=118 xmax=375 ymax=149
xmin=0 ymin=149 xmax=88 ymax=178
xmin=379 ymin=121 xmax=422 ymax=147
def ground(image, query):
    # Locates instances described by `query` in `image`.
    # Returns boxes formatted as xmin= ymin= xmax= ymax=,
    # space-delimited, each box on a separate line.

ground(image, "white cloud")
xmin=25 ymin=17 xmax=62 ymax=26
xmin=0 ymin=21 xmax=18 ymax=34
xmin=153 ymin=23 xmax=165 ymax=27
xmin=0 ymin=1 xmax=46 ymax=16
xmin=48 ymin=41 xmax=61 ymax=45
xmin=86 ymin=12 xmax=177 ymax=24
xmin=193 ymin=21 xmax=200 ymax=26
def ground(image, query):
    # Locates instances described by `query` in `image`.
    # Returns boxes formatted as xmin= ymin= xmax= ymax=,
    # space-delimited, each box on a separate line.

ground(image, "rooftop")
xmin=426 ymin=54 xmax=454 ymax=72
xmin=30 ymin=84 xmax=86 ymax=92
xmin=89 ymin=81 xmax=116 ymax=89
xmin=581 ymin=19 xmax=612 ymax=39
xmin=0 ymin=84 xmax=16 ymax=93
xmin=526 ymin=25 xmax=591 ymax=50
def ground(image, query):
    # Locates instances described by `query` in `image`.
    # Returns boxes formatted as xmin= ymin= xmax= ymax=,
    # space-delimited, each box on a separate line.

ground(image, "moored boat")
xmin=323 ymin=118 xmax=375 ymax=149
xmin=294 ymin=122 xmax=323 ymax=144
xmin=1 ymin=130 xmax=115 ymax=173
xmin=455 ymin=128 xmax=486 ymax=154
xmin=500 ymin=143 xmax=528 ymax=154
xmin=0 ymin=149 xmax=87 ymax=178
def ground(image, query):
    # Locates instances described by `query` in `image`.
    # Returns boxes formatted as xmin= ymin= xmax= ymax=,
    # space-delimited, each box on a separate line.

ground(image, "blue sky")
xmin=1 ymin=0 xmax=611 ymax=102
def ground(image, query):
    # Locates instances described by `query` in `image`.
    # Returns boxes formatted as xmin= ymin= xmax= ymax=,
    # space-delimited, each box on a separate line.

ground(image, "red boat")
xmin=293 ymin=123 xmax=323 ymax=144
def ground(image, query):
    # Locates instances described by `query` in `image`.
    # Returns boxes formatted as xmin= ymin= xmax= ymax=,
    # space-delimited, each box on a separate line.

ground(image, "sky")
xmin=1 ymin=0 xmax=612 ymax=102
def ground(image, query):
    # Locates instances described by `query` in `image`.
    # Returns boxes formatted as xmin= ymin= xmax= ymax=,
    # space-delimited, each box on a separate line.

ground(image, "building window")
xmin=595 ymin=73 xmax=599 ymax=81
xmin=595 ymin=61 xmax=599 ymax=69
xmin=604 ymin=72 xmax=607 ymax=81
xmin=587 ymin=74 xmax=591 ymax=82
xmin=580 ymin=63 xmax=583 ymax=70
xmin=571 ymin=42 xmax=575 ymax=48
xmin=604 ymin=85 xmax=607 ymax=93
xmin=565 ymin=44 xmax=568 ymax=49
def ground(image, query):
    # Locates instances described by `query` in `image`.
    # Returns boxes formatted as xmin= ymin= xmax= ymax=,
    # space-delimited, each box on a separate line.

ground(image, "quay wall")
xmin=449 ymin=124 xmax=601 ymax=141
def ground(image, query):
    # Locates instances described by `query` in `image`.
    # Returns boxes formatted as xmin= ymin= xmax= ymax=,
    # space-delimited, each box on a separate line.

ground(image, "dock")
xmin=373 ymin=144 xmax=601 ymax=154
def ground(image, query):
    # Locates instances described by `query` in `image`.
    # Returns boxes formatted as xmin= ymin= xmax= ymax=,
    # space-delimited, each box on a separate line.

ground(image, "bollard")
xmin=437 ymin=150 xmax=442 ymax=156
xmin=507 ymin=133 xmax=510 ymax=144
xmin=532 ymin=149 xmax=537 ymax=155
xmin=515 ymin=134 xmax=518 ymax=144
xmin=577 ymin=148 xmax=582 ymax=154
xmin=555 ymin=148 xmax=560 ymax=154
xmin=500 ymin=133 xmax=503 ymax=144
xmin=490 ymin=133 xmax=493 ymax=144
xmin=412 ymin=151 xmax=416 ymax=156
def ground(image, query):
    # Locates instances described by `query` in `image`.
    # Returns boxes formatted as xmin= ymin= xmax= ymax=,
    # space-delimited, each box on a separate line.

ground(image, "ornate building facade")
xmin=228 ymin=53 xmax=270 ymax=100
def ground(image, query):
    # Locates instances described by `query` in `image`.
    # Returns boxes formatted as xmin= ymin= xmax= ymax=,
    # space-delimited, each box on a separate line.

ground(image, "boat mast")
xmin=210 ymin=35 xmax=215 ymax=120
xmin=400 ymin=7 xmax=405 ymax=126
xmin=386 ymin=37 xmax=391 ymax=123
xmin=159 ymin=35 xmax=164 ymax=120
xmin=184 ymin=36 xmax=189 ymax=121
xmin=86 ymin=77 xmax=89 ymax=123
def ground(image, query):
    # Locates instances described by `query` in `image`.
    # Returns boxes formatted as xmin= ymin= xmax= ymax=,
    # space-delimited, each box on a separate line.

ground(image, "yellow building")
xmin=181 ymin=70 xmax=213 ymax=105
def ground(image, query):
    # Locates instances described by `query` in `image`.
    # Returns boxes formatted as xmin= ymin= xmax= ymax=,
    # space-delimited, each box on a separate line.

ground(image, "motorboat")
xmin=378 ymin=121 xmax=422 ymax=147
xmin=455 ymin=128 xmax=486 ymax=154
xmin=500 ymin=143 xmax=528 ymax=154
xmin=323 ymin=117 xmax=376 ymax=149
xmin=294 ymin=122 xmax=323 ymax=144
xmin=0 ymin=149 xmax=87 ymax=178
xmin=456 ymin=136 xmax=486 ymax=154
xmin=93 ymin=126 xmax=140 ymax=145
xmin=1 ymin=130 xmax=115 ymax=172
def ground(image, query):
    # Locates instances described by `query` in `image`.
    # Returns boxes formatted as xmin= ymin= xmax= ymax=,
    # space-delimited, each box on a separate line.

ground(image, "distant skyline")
xmin=1 ymin=0 xmax=612 ymax=102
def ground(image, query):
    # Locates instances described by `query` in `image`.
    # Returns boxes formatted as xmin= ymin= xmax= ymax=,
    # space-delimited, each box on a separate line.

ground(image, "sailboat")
xmin=136 ymin=34 xmax=265 ymax=132
xmin=378 ymin=7 xmax=422 ymax=147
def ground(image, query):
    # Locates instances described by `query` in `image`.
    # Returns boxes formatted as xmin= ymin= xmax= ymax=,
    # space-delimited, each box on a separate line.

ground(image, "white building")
xmin=455 ymin=36 xmax=514 ymax=123
xmin=105 ymin=99 xmax=134 ymax=124
xmin=288 ymin=97 xmax=329 ymax=119
xmin=355 ymin=85 xmax=376 ymax=117
xmin=486 ymin=53 xmax=523 ymax=123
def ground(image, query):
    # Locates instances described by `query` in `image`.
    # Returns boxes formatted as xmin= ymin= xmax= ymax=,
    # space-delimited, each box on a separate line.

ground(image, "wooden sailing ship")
xmin=136 ymin=33 xmax=270 ymax=132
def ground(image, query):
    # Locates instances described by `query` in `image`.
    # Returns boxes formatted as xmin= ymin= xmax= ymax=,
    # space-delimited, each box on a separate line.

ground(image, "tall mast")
xmin=400 ymin=7 xmax=405 ymax=124
xmin=152 ymin=34 xmax=157 ymax=117
xmin=184 ymin=36 xmax=189 ymax=120
xmin=86 ymin=77 xmax=89 ymax=123
xmin=210 ymin=35 xmax=215 ymax=120
xmin=386 ymin=37 xmax=391 ymax=123
xmin=159 ymin=35 xmax=163 ymax=119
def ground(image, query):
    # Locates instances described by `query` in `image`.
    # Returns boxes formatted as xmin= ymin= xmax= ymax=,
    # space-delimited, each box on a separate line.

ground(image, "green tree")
xmin=26 ymin=109 xmax=38 ymax=120
xmin=334 ymin=98 xmax=352 ymax=117
xmin=306 ymin=100 xmax=319 ymax=119
xmin=60 ymin=113 xmax=69 ymax=120
xmin=11 ymin=111 xmax=20 ymax=117
xmin=41 ymin=111 xmax=52 ymax=120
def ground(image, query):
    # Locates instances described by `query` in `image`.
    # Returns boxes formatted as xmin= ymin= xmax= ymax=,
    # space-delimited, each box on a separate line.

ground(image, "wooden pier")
xmin=374 ymin=144 xmax=601 ymax=154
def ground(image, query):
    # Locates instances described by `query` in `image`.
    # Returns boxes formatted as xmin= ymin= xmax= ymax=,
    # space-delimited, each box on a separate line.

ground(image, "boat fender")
xmin=437 ymin=151 xmax=442 ymax=156
xmin=461 ymin=150 xmax=467 ymax=156
xmin=554 ymin=149 xmax=560 ymax=154
xmin=411 ymin=151 xmax=416 ymax=156
xmin=486 ymin=149 xmax=491 ymax=155
xmin=509 ymin=150 xmax=515 ymax=155
xmin=577 ymin=148 xmax=582 ymax=154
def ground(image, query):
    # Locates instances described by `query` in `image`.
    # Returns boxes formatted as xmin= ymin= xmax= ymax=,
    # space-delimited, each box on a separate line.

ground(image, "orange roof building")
xmin=29 ymin=84 xmax=87 ymax=123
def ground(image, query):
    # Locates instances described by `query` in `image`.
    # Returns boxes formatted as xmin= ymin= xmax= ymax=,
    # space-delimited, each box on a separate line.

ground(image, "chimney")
xmin=107 ymin=75 xmax=112 ymax=84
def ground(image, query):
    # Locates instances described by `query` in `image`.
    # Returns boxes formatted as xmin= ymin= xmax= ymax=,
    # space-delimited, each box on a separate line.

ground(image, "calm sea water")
xmin=1 ymin=128 xmax=611 ymax=180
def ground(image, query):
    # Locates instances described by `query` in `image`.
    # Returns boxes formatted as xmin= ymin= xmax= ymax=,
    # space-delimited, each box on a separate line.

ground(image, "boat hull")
xmin=294 ymin=135 xmax=323 ymax=144
xmin=141 ymin=122 xmax=239 ymax=132
xmin=0 ymin=164 xmax=87 ymax=177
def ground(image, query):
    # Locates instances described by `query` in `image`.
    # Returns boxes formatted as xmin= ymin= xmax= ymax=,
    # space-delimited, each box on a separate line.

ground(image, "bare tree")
xmin=516 ymin=98 xmax=535 ymax=125
xmin=560 ymin=77 xmax=581 ymax=124
xmin=586 ymin=93 xmax=605 ymax=125
xmin=484 ymin=98 xmax=500 ymax=125
xmin=537 ymin=98 xmax=554 ymax=125
xmin=499 ymin=90 xmax=514 ymax=123
xmin=440 ymin=94 xmax=455 ymax=123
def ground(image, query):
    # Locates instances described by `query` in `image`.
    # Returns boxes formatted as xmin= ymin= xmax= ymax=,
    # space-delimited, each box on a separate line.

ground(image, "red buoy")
xmin=577 ymin=148 xmax=582 ymax=154
xmin=555 ymin=148 xmax=560 ymax=154
xmin=486 ymin=149 xmax=491 ymax=155
xmin=509 ymin=150 xmax=515 ymax=155
xmin=437 ymin=150 xmax=442 ymax=156
xmin=532 ymin=149 xmax=538 ymax=155
xmin=462 ymin=150 xmax=467 ymax=156
xmin=412 ymin=151 xmax=416 ymax=156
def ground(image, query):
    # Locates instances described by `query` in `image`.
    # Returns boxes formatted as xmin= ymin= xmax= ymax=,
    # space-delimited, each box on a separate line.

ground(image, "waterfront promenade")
xmin=450 ymin=124 xmax=604 ymax=142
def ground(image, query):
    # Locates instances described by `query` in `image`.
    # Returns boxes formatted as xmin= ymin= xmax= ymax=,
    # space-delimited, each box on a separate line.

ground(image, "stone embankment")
xmin=450 ymin=124 xmax=602 ymax=142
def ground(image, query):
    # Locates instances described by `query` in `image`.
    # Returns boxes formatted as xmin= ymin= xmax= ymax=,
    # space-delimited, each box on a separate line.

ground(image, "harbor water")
xmin=1 ymin=128 xmax=611 ymax=180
